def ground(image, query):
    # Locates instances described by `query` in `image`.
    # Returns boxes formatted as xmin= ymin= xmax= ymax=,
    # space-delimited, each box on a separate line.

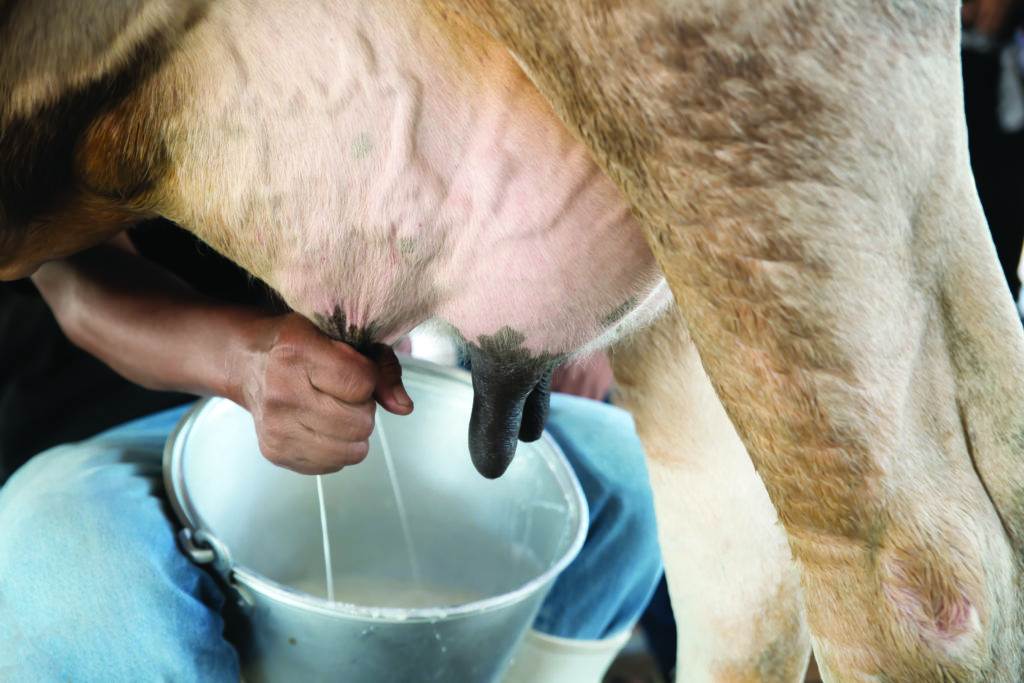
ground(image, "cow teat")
xmin=466 ymin=328 xmax=562 ymax=479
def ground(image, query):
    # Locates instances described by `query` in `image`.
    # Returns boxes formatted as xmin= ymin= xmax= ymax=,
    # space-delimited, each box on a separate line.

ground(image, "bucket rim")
xmin=163 ymin=355 xmax=589 ymax=623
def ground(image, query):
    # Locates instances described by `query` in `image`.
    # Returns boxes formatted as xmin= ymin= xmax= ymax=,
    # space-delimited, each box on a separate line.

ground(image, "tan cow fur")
xmin=431 ymin=1 xmax=1024 ymax=680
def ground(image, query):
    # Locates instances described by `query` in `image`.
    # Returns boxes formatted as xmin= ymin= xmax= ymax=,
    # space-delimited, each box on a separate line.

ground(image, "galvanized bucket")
xmin=164 ymin=356 xmax=588 ymax=682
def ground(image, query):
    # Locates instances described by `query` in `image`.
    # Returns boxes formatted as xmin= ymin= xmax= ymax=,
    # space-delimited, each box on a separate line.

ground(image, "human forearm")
xmin=31 ymin=242 xmax=413 ymax=474
xmin=31 ymin=244 xmax=262 ymax=402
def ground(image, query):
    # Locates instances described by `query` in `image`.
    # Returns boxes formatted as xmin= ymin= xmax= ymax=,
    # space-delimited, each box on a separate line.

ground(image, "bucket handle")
xmin=178 ymin=528 xmax=255 ymax=613
xmin=178 ymin=527 xmax=234 ymax=576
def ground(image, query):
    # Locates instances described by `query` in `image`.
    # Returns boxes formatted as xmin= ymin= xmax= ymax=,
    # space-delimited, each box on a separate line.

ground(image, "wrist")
xmin=221 ymin=310 xmax=276 ymax=408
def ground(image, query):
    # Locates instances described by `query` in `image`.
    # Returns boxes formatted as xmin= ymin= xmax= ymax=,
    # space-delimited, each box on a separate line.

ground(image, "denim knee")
xmin=0 ymin=437 xmax=238 ymax=682
xmin=534 ymin=394 xmax=662 ymax=640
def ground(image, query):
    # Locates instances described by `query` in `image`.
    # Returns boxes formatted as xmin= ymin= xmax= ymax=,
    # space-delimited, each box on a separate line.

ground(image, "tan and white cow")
xmin=2 ymin=1 xmax=1022 ymax=681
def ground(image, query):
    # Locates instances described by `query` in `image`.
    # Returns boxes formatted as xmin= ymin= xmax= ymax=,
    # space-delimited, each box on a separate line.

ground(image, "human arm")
xmin=31 ymin=242 xmax=412 ymax=474
xmin=962 ymin=0 xmax=1022 ymax=38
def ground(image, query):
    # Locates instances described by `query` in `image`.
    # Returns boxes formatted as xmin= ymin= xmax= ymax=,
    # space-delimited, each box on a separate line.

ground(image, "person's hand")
xmin=231 ymin=314 xmax=412 ymax=474
xmin=550 ymin=353 xmax=614 ymax=401
xmin=963 ymin=0 xmax=1020 ymax=37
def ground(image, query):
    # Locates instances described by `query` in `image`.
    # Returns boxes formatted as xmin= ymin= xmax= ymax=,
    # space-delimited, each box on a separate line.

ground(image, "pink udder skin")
xmin=272 ymin=181 xmax=664 ymax=356
xmin=264 ymin=63 xmax=663 ymax=354
xmin=273 ymin=221 xmax=443 ymax=345
xmin=213 ymin=5 xmax=667 ymax=355
xmin=438 ymin=198 xmax=663 ymax=355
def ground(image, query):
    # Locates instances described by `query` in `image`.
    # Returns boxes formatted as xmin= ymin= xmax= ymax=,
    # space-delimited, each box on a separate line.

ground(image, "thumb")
xmin=367 ymin=343 xmax=413 ymax=414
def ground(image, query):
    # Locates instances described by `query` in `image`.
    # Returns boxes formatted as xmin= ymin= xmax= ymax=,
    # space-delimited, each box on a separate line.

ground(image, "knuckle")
xmin=336 ymin=346 xmax=376 ymax=375
xmin=345 ymin=441 xmax=370 ymax=465
xmin=306 ymin=458 xmax=339 ymax=475
xmin=257 ymin=434 xmax=285 ymax=465
xmin=261 ymin=387 xmax=292 ymax=411
xmin=269 ymin=342 xmax=300 ymax=364
xmin=352 ymin=412 xmax=375 ymax=441
xmin=256 ymin=415 xmax=280 ymax=438
xmin=308 ymin=447 xmax=350 ymax=474
xmin=349 ymin=372 xmax=377 ymax=400
xmin=283 ymin=458 xmax=318 ymax=475
xmin=258 ymin=421 xmax=289 ymax=451
xmin=334 ymin=339 xmax=366 ymax=361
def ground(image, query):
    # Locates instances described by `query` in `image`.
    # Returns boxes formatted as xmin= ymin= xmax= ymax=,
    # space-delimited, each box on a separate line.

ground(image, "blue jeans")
xmin=0 ymin=395 xmax=660 ymax=681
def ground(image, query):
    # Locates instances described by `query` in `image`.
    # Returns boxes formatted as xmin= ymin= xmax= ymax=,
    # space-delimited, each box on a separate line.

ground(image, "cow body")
xmin=4 ymin=0 xmax=665 ymax=356
xmin=445 ymin=1 xmax=1024 ymax=680
xmin=2 ymin=0 xmax=668 ymax=476
xmin=3 ymin=1 xmax=1024 ymax=681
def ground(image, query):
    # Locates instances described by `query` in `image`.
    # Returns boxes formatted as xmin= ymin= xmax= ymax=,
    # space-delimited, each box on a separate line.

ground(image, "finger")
xmin=305 ymin=339 xmax=378 ymax=403
xmin=367 ymin=343 xmax=413 ymax=415
xmin=294 ymin=419 xmax=372 ymax=471
xmin=259 ymin=426 xmax=370 ymax=474
xmin=281 ymin=442 xmax=370 ymax=475
xmin=297 ymin=399 xmax=376 ymax=442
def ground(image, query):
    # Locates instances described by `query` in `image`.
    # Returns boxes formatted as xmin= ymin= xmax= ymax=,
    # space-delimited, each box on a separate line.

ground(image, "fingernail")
xmin=393 ymin=385 xmax=412 ymax=408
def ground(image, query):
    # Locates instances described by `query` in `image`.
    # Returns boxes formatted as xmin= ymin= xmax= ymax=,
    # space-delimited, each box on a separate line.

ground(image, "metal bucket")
xmin=163 ymin=356 xmax=588 ymax=682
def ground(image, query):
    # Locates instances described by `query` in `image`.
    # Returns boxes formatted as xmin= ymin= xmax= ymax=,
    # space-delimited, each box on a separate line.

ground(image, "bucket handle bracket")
xmin=178 ymin=527 xmax=234 ymax=575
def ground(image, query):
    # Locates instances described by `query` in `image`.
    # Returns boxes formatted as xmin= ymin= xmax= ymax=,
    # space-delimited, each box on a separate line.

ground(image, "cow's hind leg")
xmin=612 ymin=307 xmax=810 ymax=682
xmin=629 ymin=7 xmax=1024 ymax=680
xmin=439 ymin=1 xmax=1024 ymax=678
xmin=633 ymin=9 xmax=1024 ymax=679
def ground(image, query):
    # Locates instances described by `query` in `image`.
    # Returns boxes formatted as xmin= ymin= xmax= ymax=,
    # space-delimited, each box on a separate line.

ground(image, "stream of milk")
xmin=314 ymin=411 xmax=422 ymax=603
xmin=376 ymin=413 xmax=424 ymax=589
xmin=315 ymin=474 xmax=335 ymax=602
